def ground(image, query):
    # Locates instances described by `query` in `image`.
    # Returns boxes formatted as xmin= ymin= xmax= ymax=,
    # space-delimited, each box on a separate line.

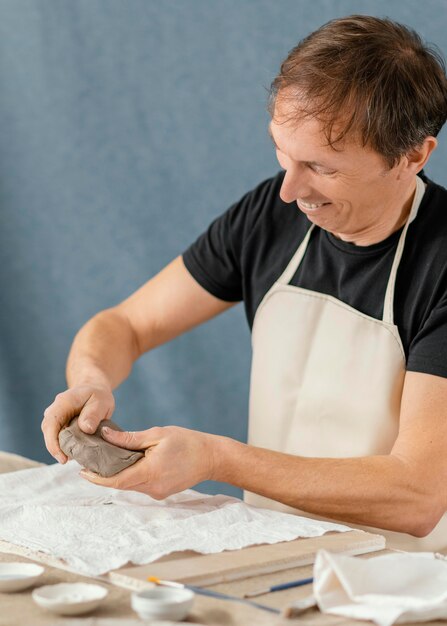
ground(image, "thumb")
xmin=100 ymin=426 xmax=162 ymax=450
xmin=78 ymin=397 xmax=113 ymax=435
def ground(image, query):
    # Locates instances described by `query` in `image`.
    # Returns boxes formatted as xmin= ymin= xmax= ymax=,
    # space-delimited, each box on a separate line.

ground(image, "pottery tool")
xmin=243 ymin=575 xmax=313 ymax=597
xmin=147 ymin=576 xmax=280 ymax=614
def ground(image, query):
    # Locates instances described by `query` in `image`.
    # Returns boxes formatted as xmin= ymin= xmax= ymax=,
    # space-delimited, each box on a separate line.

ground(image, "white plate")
xmin=131 ymin=587 xmax=194 ymax=621
xmin=0 ymin=562 xmax=44 ymax=592
xmin=32 ymin=582 xmax=108 ymax=615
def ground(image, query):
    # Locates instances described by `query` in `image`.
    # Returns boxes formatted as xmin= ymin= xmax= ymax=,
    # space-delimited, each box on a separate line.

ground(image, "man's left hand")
xmin=79 ymin=424 xmax=220 ymax=498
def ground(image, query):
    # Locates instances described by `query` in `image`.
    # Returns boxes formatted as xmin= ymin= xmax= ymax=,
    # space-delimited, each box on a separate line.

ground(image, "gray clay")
xmin=59 ymin=417 xmax=144 ymax=477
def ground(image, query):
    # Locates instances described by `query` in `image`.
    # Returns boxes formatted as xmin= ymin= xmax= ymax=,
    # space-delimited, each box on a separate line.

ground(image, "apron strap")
xmin=277 ymin=223 xmax=316 ymax=285
xmin=382 ymin=175 xmax=426 ymax=324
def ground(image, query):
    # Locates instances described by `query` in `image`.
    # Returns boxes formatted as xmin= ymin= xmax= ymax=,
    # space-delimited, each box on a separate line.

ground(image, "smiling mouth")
xmin=298 ymin=199 xmax=331 ymax=210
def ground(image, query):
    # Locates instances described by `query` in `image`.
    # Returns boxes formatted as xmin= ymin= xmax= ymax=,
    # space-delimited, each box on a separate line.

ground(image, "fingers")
xmin=79 ymin=456 xmax=147 ymax=491
xmin=79 ymin=462 xmax=167 ymax=499
xmin=41 ymin=392 xmax=79 ymax=463
xmin=100 ymin=426 xmax=164 ymax=450
xmin=42 ymin=386 xmax=115 ymax=463
xmin=77 ymin=393 xmax=113 ymax=434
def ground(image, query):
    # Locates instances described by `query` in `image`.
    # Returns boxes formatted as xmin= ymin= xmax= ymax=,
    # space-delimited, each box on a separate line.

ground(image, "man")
xmin=42 ymin=15 xmax=447 ymax=551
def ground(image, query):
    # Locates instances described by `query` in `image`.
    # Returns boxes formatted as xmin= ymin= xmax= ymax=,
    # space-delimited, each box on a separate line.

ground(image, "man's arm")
xmin=42 ymin=256 xmax=235 ymax=461
xmin=66 ymin=255 xmax=234 ymax=387
xmin=214 ymin=370 xmax=447 ymax=537
xmin=84 ymin=370 xmax=447 ymax=538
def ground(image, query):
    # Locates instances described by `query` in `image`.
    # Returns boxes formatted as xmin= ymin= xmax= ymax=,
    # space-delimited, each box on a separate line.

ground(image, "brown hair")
xmin=267 ymin=15 xmax=447 ymax=168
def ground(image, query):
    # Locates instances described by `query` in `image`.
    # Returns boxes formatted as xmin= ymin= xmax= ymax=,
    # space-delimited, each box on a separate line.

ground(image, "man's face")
xmin=269 ymin=98 xmax=413 ymax=244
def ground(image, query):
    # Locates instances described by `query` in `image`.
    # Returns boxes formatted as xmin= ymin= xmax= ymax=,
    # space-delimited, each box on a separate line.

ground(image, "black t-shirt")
xmin=183 ymin=170 xmax=447 ymax=378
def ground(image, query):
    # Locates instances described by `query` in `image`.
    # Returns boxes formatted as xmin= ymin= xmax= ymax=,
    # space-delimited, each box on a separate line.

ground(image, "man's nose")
xmin=279 ymin=167 xmax=313 ymax=204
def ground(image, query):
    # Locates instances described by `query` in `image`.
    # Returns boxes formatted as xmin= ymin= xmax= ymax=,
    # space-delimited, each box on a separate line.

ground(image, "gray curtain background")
xmin=1 ymin=0 xmax=446 ymax=497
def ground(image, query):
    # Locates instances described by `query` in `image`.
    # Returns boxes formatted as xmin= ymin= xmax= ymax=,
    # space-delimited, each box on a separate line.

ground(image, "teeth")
xmin=299 ymin=200 xmax=326 ymax=209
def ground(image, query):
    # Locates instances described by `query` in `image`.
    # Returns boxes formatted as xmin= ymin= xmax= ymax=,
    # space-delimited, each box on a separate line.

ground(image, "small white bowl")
xmin=32 ymin=582 xmax=108 ymax=616
xmin=131 ymin=587 xmax=194 ymax=621
xmin=0 ymin=562 xmax=44 ymax=592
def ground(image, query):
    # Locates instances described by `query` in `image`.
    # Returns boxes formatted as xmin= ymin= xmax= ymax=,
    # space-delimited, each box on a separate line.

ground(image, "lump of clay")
xmin=59 ymin=417 xmax=144 ymax=477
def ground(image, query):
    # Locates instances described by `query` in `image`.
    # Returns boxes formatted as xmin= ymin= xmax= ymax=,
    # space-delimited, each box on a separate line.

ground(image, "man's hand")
xmin=41 ymin=385 xmax=116 ymax=463
xmin=79 ymin=425 xmax=219 ymax=499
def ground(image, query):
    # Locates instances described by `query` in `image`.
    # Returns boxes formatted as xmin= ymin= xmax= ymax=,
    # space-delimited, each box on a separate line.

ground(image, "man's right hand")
xmin=41 ymin=385 xmax=115 ymax=463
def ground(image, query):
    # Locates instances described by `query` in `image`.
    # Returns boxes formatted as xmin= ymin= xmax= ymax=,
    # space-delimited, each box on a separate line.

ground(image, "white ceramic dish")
xmin=0 ymin=562 xmax=45 ymax=592
xmin=32 ymin=582 xmax=108 ymax=616
xmin=131 ymin=587 xmax=194 ymax=621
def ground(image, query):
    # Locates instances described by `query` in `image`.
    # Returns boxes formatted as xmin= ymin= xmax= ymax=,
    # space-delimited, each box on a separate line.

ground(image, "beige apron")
xmin=245 ymin=176 xmax=447 ymax=551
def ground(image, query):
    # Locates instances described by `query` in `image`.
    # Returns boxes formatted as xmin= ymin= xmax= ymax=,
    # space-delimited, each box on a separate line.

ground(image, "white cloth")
xmin=0 ymin=461 xmax=351 ymax=576
xmin=313 ymin=549 xmax=447 ymax=626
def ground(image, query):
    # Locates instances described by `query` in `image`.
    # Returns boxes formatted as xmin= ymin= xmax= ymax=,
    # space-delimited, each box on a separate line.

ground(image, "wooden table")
xmin=0 ymin=451 xmax=444 ymax=626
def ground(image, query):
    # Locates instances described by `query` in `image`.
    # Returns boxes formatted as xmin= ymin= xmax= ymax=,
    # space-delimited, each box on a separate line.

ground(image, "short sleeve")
xmin=182 ymin=174 xmax=281 ymax=303
xmin=182 ymin=199 xmax=245 ymax=301
xmin=407 ymin=292 xmax=447 ymax=378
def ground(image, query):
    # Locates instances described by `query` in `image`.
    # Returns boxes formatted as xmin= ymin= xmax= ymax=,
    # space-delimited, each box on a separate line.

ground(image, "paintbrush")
xmin=147 ymin=576 xmax=280 ymax=614
xmin=243 ymin=575 xmax=313 ymax=597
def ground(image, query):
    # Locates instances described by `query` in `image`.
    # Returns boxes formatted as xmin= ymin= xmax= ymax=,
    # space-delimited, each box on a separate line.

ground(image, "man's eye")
xmin=308 ymin=163 xmax=336 ymax=176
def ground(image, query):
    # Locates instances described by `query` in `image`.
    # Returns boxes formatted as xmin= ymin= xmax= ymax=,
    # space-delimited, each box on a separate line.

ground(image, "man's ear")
xmin=403 ymin=136 xmax=438 ymax=177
